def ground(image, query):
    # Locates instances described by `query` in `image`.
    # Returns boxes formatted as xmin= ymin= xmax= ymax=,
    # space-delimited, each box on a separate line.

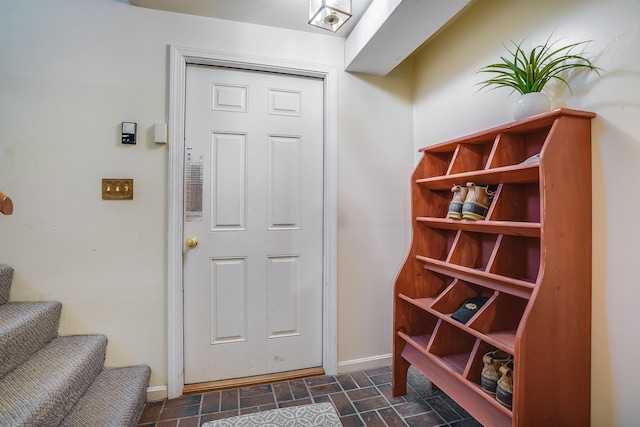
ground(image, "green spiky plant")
xmin=476 ymin=35 xmax=600 ymax=95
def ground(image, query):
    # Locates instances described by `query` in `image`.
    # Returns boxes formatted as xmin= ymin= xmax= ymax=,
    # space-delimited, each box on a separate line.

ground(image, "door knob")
xmin=185 ymin=236 xmax=198 ymax=249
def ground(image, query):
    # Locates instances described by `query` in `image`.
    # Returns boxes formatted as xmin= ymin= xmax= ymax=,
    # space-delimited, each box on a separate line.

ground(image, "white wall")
xmin=338 ymin=63 xmax=414 ymax=370
xmin=0 ymin=0 xmax=414 ymax=398
xmin=411 ymin=0 xmax=640 ymax=425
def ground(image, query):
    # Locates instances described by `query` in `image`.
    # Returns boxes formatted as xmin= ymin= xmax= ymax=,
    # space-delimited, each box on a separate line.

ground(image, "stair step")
xmin=59 ymin=365 xmax=151 ymax=427
xmin=0 ymin=301 xmax=62 ymax=378
xmin=0 ymin=334 xmax=107 ymax=427
xmin=0 ymin=265 xmax=12 ymax=305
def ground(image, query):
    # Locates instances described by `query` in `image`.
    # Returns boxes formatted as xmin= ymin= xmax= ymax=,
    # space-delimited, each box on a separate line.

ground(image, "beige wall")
xmin=338 ymin=64 xmax=414 ymax=368
xmin=411 ymin=0 xmax=640 ymax=425
xmin=0 ymin=0 xmax=413 ymax=397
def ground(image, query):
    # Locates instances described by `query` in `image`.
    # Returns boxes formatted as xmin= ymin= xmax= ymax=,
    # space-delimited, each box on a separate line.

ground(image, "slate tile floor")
xmin=137 ymin=366 xmax=482 ymax=427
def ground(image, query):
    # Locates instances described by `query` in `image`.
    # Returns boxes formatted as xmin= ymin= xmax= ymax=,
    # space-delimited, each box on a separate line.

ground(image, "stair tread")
xmin=0 ymin=301 xmax=62 ymax=378
xmin=0 ymin=334 xmax=107 ymax=427
xmin=59 ymin=365 xmax=151 ymax=427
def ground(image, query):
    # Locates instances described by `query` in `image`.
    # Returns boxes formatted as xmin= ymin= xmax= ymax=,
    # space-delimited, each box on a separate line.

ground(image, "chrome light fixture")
xmin=308 ymin=0 xmax=352 ymax=32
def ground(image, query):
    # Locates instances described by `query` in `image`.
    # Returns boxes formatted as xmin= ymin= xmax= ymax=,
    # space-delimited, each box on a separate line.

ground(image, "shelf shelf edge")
xmin=416 ymin=256 xmax=534 ymax=299
xmin=416 ymin=217 xmax=541 ymax=237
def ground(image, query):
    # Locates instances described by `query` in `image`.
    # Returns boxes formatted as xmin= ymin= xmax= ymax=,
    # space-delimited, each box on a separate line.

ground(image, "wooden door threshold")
xmin=183 ymin=367 xmax=325 ymax=395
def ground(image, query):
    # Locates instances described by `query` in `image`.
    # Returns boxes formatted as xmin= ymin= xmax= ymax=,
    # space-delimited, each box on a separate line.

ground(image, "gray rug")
xmin=201 ymin=403 xmax=341 ymax=427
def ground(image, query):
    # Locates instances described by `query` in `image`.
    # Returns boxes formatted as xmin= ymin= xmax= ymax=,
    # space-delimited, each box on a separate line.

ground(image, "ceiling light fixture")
xmin=308 ymin=0 xmax=352 ymax=32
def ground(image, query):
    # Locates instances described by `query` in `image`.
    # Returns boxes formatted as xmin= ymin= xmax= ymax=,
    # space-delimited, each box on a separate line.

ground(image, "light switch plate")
xmin=154 ymin=122 xmax=168 ymax=144
xmin=102 ymin=179 xmax=134 ymax=200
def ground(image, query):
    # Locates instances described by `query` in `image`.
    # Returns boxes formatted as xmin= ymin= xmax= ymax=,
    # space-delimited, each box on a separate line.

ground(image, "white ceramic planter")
xmin=512 ymin=92 xmax=551 ymax=120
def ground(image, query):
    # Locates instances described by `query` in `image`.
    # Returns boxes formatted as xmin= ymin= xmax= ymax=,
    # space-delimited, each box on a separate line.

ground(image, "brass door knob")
xmin=185 ymin=236 xmax=198 ymax=249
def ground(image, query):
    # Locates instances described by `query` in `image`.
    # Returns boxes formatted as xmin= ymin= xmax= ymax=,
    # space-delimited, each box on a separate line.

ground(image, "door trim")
xmin=167 ymin=45 xmax=338 ymax=399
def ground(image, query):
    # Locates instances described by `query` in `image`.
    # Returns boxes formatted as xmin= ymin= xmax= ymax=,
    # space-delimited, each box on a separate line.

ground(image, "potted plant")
xmin=476 ymin=35 xmax=601 ymax=120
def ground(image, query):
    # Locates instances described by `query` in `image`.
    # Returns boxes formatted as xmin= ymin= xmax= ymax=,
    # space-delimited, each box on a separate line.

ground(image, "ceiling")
xmin=128 ymin=0 xmax=375 ymax=37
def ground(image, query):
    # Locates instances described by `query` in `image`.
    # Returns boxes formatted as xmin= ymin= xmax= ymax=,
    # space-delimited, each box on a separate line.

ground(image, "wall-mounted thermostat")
xmin=121 ymin=122 xmax=137 ymax=144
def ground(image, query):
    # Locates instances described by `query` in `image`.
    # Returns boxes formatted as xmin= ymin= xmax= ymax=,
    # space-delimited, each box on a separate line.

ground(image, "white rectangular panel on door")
xmin=211 ymin=132 xmax=246 ymax=231
xmin=267 ymin=255 xmax=301 ymax=338
xmin=268 ymin=89 xmax=301 ymax=116
xmin=210 ymin=257 xmax=247 ymax=344
xmin=268 ymin=135 xmax=301 ymax=230
xmin=213 ymin=83 xmax=248 ymax=112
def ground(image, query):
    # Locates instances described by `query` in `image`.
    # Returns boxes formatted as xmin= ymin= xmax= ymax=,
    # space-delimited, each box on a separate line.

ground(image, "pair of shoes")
xmin=481 ymin=350 xmax=511 ymax=395
xmin=448 ymin=182 xmax=496 ymax=220
xmin=481 ymin=350 xmax=514 ymax=409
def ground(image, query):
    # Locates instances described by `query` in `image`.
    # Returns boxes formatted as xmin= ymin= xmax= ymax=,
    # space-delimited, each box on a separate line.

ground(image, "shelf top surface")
xmin=418 ymin=108 xmax=596 ymax=153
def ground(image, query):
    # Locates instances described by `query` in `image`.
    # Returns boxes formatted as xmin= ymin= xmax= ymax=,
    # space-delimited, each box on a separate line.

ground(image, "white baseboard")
xmin=337 ymin=354 xmax=392 ymax=373
xmin=147 ymin=385 xmax=168 ymax=402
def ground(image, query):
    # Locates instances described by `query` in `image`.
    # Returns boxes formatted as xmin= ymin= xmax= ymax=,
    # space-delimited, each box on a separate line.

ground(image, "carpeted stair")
xmin=0 ymin=264 xmax=150 ymax=427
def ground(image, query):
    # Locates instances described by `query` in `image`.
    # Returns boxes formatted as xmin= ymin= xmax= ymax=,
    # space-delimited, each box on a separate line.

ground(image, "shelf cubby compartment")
xmin=447 ymin=231 xmax=498 ymax=272
xmin=416 ymin=150 xmax=456 ymax=179
xmin=487 ymin=235 xmax=540 ymax=284
xmin=403 ymin=288 xmax=522 ymax=357
xmin=463 ymin=339 xmax=509 ymax=388
xmin=395 ymin=297 xmax=439 ymax=348
xmin=485 ymin=128 xmax=548 ymax=169
xmin=488 ymin=183 xmax=541 ymax=223
xmin=468 ymin=292 xmax=529 ymax=353
xmin=400 ymin=340 xmax=513 ymax=427
xmin=427 ymin=320 xmax=476 ymax=375
xmin=430 ymin=279 xmax=491 ymax=320
xmin=414 ymin=226 xmax=458 ymax=262
xmin=414 ymin=187 xmax=452 ymax=219
xmin=446 ymin=141 xmax=495 ymax=175
xmin=397 ymin=269 xmax=455 ymax=301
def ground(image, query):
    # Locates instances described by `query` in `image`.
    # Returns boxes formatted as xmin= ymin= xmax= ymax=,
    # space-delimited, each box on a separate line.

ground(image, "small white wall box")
xmin=121 ymin=122 xmax=137 ymax=144
xmin=154 ymin=122 xmax=168 ymax=144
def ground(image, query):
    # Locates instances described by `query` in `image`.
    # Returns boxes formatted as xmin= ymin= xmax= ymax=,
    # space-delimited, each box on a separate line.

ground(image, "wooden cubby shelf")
xmin=393 ymin=109 xmax=594 ymax=427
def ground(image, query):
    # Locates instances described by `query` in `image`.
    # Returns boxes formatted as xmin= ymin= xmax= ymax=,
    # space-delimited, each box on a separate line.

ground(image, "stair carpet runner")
xmin=0 ymin=264 xmax=150 ymax=427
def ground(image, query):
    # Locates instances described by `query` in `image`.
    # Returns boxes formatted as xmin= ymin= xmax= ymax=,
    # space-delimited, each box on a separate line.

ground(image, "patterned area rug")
xmin=201 ymin=403 xmax=341 ymax=427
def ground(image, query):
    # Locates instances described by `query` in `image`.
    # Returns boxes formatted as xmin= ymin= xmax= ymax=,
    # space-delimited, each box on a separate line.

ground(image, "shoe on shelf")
xmin=447 ymin=184 xmax=468 ymax=219
xmin=481 ymin=350 xmax=512 ymax=395
xmin=461 ymin=182 xmax=496 ymax=220
xmin=496 ymin=360 xmax=514 ymax=409
xmin=522 ymin=153 xmax=540 ymax=165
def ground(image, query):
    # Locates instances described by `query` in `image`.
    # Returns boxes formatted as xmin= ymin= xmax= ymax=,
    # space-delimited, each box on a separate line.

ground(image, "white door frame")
xmin=166 ymin=45 xmax=338 ymax=399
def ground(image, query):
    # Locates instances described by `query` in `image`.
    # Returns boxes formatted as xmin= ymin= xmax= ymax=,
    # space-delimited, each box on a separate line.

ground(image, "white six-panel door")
xmin=183 ymin=64 xmax=324 ymax=384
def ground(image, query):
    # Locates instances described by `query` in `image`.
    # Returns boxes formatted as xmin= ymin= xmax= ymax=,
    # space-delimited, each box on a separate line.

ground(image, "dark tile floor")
xmin=136 ymin=366 xmax=482 ymax=427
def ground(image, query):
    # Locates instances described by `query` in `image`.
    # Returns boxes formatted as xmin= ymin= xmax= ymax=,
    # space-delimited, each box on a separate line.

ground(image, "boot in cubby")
xmin=462 ymin=183 xmax=496 ymax=220
xmin=496 ymin=360 xmax=514 ymax=409
xmin=447 ymin=184 xmax=468 ymax=219
xmin=481 ymin=350 xmax=512 ymax=395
